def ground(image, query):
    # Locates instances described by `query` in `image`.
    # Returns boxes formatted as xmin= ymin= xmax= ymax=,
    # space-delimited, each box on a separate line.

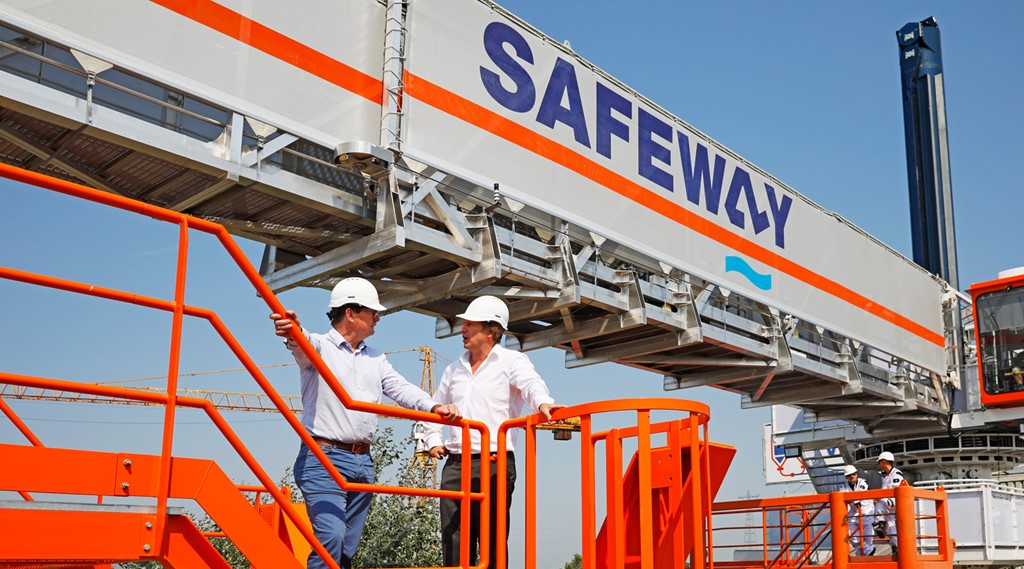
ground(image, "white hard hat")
xmin=457 ymin=295 xmax=509 ymax=328
xmin=877 ymin=451 xmax=895 ymax=463
xmin=328 ymin=277 xmax=386 ymax=312
xmin=843 ymin=465 xmax=858 ymax=477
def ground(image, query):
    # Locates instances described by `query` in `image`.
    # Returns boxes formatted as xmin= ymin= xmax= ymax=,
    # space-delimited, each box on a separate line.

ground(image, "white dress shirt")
xmin=845 ymin=477 xmax=874 ymax=519
xmin=424 ymin=344 xmax=555 ymax=454
xmin=287 ymin=328 xmax=435 ymax=443
xmin=877 ymin=467 xmax=905 ymax=511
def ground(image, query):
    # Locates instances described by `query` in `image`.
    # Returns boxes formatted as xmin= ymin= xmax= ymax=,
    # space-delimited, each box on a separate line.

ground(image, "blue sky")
xmin=2 ymin=2 xmax=1023 ymax=567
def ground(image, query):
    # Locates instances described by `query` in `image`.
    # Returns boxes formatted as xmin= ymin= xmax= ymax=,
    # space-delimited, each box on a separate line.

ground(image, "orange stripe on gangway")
xmin=402 ymin=71 xmax=942 ymax=348
xmin=134 ymin=1 xmax=941 ymax=349
xmin=148 ymin=0 xmax=383 ymax=104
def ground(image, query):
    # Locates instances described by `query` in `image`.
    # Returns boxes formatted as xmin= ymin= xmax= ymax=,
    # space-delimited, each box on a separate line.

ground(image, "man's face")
xmin=878 ymin=460 xmax=892 ymax=474
xmin=845 ymin=474 xmax=858 ymax=485
xmin=461 ymin=320 xmax=493 ymax=351
xmin=350 ymin=306 xmax=380 ymax=339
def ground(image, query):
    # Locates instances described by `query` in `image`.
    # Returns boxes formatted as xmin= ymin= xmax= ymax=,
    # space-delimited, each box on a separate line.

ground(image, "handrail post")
xmin=829 ymin=491 xmax=849 ymax=569
xmin=459 ymin=422 xmax=471 ymax=568
xmin=603 ymin=427 xmax=622 ymax=569
xmin=636 ymin=410 xmax=654 ymax=569
xmin=580 ymin=415 xmax=596 ymax=569
xmin=689 ymin=414 xmax=705 ymax=569
xmin=702 ymin=420 xmax=714 ymax=568
xmin=152 ymin=219 xmax=189 ymax=557
xmin=895 ymin=485 xmax=918 ymax=566
xmin=935 ymin=487 xmax=950 ymax=560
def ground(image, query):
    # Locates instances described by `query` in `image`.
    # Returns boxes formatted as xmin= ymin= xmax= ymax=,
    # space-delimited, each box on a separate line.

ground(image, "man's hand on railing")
xmin=539 ymin=402 xmax=567 ymax=420
xmin=271 ymin=310 xmax=301 ymax=338
xmin=432 ymin=403 xmax=462 ymax=422
xmin=429 ymin=445 xmax=449 ymax=459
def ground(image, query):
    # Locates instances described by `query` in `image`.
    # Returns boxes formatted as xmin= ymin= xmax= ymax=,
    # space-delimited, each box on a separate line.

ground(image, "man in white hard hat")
xmin=874 ymin=451 xmax=906 ymax=556
xmin=842 ymin=465 xmax=874 ymax=556
xmin=271 ymin=277 xmax=460 ymax=569
xmin=424 ymin=295 xmax=566 ymax=569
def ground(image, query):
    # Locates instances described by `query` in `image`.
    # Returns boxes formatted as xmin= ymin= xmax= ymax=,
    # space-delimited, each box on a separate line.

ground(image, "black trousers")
xmin=440 ymin=452 xmax=516 ymax=569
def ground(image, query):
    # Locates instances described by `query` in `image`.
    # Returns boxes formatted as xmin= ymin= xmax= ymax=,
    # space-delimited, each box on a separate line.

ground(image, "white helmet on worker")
xmin=457 ymin=295 xmax=509 ymax=328
xmin=328 ymin=277 xmax=386 ymax=312
xmin=843 ymin=465 xmax=858 ymax=477
xmin=877 ymin=451 xmax=895 ymax=463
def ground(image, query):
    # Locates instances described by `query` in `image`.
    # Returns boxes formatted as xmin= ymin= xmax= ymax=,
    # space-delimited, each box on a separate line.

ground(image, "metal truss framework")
xmin=0 ymin=16 xmax=960 ymax=439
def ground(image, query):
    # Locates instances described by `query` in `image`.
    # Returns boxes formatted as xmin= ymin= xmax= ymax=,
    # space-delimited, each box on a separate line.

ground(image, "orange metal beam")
xmin=162 ymin=515 xmax=234 ymax=569
xmin=0 ymin=508 xmax=150 ymax=563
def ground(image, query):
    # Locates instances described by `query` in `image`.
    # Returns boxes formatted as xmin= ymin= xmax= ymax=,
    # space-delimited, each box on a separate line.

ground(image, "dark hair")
xmin=482 ymin=321 xmax=504 ymax=343
xmin=327 ymin=304 xmax=364 ymax=325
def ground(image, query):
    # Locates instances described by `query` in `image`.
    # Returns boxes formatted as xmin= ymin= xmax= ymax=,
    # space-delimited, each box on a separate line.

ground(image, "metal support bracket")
xmin=615 ymin=271 xmax=646 ymax=328
xmin=70 ymin=49 xmax=112 ymax=124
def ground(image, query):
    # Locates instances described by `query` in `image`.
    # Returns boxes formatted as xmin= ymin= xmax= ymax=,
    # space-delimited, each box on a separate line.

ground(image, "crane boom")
xmin=0 ymin=383 xmax=302 ymax=414
xmin=0 ymin=348 xmax=436 ymax=414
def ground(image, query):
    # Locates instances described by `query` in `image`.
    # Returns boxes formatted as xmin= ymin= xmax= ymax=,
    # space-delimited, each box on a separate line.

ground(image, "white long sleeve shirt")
xmin=876 ymin=467 xmax=905 ymax=514
xmin=287 ymin=328 xmax=436 ymax=443
xmin=845 ymin=478 xmax=873 ymax=519
xmin=424 ymin=344 xmax=555 ymax=454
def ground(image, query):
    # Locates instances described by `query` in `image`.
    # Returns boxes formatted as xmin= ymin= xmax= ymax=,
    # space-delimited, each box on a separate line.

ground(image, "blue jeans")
xmin=293 ymin=445 xmax=375 ymax=569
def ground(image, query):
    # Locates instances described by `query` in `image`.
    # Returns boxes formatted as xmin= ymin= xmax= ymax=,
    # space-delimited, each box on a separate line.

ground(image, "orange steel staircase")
xmin=0 ymin=163 xmax=957 ymax=568
xmin=0 ymin=444 xmax=304 ymax=568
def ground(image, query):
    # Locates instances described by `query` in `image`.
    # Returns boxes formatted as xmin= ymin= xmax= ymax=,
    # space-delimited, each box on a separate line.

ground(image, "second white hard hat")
xmin=843 ymin=465 xmax=858 ymax=477
xmin=328 ymin=277 xmax=386 ymax=312
xmin=877 ymin=451 xmax=895 ymax=463
xmin=457 ymin=295 xmax=509 ymax=328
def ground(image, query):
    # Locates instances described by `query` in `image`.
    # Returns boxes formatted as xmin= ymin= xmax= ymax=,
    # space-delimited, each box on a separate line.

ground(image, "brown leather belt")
xmin=311 ymin=437 xmax=371 ymax=454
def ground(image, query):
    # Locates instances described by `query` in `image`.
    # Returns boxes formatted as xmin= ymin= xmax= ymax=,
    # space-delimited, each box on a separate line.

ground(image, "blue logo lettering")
xmin=537 ymin=58 xmax=591 ymax=147
xmin=678 ymin=133 xmax=725 ymax=215
xmin=637 ymin=107 xmax=673 ymax=192
xmin=764 ymin=184 xmax=793 ymax=248
xmin=478 ymin=21 xmax=795 ymax=250
xmin=480 ymin=22 xmax=536 ymax=113
xmin=595 ymin=82 xmax=631 ymax=159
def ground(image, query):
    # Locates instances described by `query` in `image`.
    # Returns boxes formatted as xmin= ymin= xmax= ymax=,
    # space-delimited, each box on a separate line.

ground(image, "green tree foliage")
xmin=353 ymin=424 xmax=442 ymax=568
xmin=563 ymin=553 xmax=582 ymax=569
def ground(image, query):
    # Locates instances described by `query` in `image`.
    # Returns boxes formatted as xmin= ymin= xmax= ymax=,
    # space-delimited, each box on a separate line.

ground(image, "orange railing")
xmin=496 ymin=398 xmax=718 ymax=569
xmin=0 ymin=162 xmax=489 ymax=569
xmin=710 ymin=485 xmax=954 ymax=569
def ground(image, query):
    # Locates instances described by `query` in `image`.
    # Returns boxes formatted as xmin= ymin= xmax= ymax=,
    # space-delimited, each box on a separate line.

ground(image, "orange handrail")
xmin=0 ymin=162 xmax=490 ymax=569
xmin=496 ymin=398 xmax=714 ymax=569
xmin=710 ymin=485 xmax=954 ymax=569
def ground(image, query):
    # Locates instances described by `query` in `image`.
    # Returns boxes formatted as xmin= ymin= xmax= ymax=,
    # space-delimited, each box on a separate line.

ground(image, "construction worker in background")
xmin=842 ymin=465 xmax=874 ymax=556
xmin=271 ymin=277 xmax=460 ymax=569
xmin=424 ymin=295 xmax=566 ymax=569
xmin=874 ymin=451 xmax=906 ymax=556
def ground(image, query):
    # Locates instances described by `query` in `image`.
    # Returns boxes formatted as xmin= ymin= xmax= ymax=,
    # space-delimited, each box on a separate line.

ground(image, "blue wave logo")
xmin=725 ymin=256 xmax=773 ymax=291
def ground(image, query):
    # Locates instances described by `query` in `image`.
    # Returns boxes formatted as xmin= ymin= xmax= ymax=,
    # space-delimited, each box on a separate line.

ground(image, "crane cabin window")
xmin=975 ymin=285 xmax=1024 ymax=397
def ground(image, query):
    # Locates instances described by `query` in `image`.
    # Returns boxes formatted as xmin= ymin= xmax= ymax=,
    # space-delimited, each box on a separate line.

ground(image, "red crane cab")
xmin=970 ymin=269 xmax=1024 ymax=407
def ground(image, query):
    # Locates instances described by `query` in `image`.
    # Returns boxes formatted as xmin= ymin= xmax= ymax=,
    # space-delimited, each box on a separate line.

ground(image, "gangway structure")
xmin=0 ymin=0 xmax=957 ymax=438
xmin=0 ymin=0 xmax=1016 ymax=567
